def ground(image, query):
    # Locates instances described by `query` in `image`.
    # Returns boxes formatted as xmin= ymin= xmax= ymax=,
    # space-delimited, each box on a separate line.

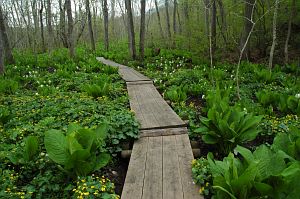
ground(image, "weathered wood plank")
xmin=140 ymin=127 xmax=188 ymax=137
xmin=127 ymin=83 xmax=185 ymax=130
xmin=175 ymin=134 xmax=202 ymax=199
xmin=121 ymin=138 xmax=148 ymax=199
xmin=142 ymin=137 xmax=163 ymax=199
xmin=162 ymin=136 xmax=184 ymax=199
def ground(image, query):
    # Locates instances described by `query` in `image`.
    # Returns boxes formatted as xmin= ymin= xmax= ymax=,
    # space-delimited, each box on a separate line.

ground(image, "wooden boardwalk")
xmin=97 ymin=57 xmax=201 ymax=199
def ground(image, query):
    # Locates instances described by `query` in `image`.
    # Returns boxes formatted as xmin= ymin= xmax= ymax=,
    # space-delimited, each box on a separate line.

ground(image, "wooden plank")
xmin=140 ymin=127 xmax=188 ymax=137
xmin=127 ymin=83 xmax=185 ymax=130
xmin=126 ymin=81 xmax=153 ymax=85
xmin=142 ymin=137 xmax=163 ymax=199
xmin=121 ymin=138 xmax=148 ymax=199
xmin=162 ymin=136 xmax=184 ymax=199
xmin=175 ymin=134 xmax=202 ymax=199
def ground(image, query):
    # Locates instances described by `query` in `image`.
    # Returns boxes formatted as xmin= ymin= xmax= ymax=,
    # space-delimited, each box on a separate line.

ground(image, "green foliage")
xmin=164 ymin=86 xmax=187 ymax=103
xmin=192 ymin=158 xmax=212 ymax=196
xmin=44 ymin=124 xmax=111 ymax=177
xmin=195 ymin=101 xmax=262 ymax=155
xmin=254 ymin=68 xmax=277 ymax=84
xmin=272 ymin=127 xmax=300 ymax=161
xmin=0 ymin=106 xmax=10 ymax=125
xmin=0 ymin=78 xmax=19 ymax=94
xmin=6 ymin=136 xmax=39 ymax=165
xmin=71 ymin=175 xmax=120 ymax=199
xmin=83 ymin=75 xmax=112 ymax=98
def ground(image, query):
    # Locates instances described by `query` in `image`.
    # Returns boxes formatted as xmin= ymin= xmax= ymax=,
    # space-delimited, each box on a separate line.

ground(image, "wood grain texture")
xmin=121 ymin=138 xmax=148 ymax=199
xmin=127 ymin=83 xmax=186 ymax=130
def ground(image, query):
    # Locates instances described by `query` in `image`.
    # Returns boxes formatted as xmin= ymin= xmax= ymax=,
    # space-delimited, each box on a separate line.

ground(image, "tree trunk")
xmin=203 ymin=0 xmax=210 ymax=36
xmin=65 ymin=0 xmax=75 ymax=57
xmin=47 ymin=0 xmax=54 ymax=50
xmin=86 ymin=0 xmax=95 ymax=51
xmin=165 ymin=0 xmax=171 ymax=41
xmin=39 ymin=1 xmax=46 ymax=52
xmin=217 ymin=0 xmax=227 ymax=43
xmin=103 ymin=0 xmax=109 ymax=51
xmin=139 ymin=0 xmax=146 ymax=59
xmin=211 ymin=0 xmax=217 ymax=54
xmin=284 ymin=0 xmax=296 ymax=65
xmin=111 ymin=0 xmax=116 ymax=37
xmin=59 ymin=0 xmax=68 ymax=47
xmin=154 ymin=0 xmax=165 ymax=39
xmin=0 ymin=32 xmax=4 ymax=74
xmin=268 ymin=0 xmax=279 ymax=69
xmin=0 ymin=5 xmax=14 ymax=64
xmin=125 ymin=0 xmax=136 ymax=59
xmin=240 ymin=0 xmax=255 ymax=60
xmin=173 ymin=0 xmax=177 ymax=46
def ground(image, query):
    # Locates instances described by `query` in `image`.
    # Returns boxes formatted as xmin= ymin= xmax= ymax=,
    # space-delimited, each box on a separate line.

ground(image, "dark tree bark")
xmin=103 ymin=0 xmax=109 ymax=51
xmin=204 ymin=0 xmax=210 ymax=37
xmin=139 ymin=0 xmax=146 ymax=59
xmin=154 ymin=0 xmax=165 ymax=39
xmin=173 ymin=0 xmax=178 ymax=47
xmin=0 ymin=5 xmax=14 ymax=64
xmin=240 ymin=0 xmax=255 ymax=59
xmin=125 ymin=0 xmax=136 ymax=59
xmin=86 ymin=0 xmax=95 ymax=51
xmin=217 ymin=0 xmax=227 ymax=43
xmin=65 ymin=0 xmax=75 ymax=57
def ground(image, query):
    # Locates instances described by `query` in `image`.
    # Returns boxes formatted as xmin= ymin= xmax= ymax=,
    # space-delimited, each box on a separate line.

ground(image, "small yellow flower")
xmin=90 ymin=186 xmax=95 ymax=189
xmin=83 ymin=192 xmax=89 ymax=196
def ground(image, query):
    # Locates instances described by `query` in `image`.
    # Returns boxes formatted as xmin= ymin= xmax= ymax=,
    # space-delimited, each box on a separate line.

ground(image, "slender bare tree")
xmin=125 ymin=0 xmax=136 ymax=59
xmin=103 ymin=0 xmax=109 ymax=51
xmin=284 ymin=0 xmax=296 ymax=64
xmin=154 ymin=0 xmax=165 ymax=39
xmin=165 ymin=0 xmax=171 ymax=41
xmin=139 ymin=0 xmax=146 ymax=59
xmin=47 ymin=0 xmax=54 ymax=50
xmin=0 ymin=32 xmax=4 ymax=74
xmin=65 ymin=0 xmax=75 ymax=57
xmin=269 ymin=0 xmax=279 ymax=69
xmin=86 ymin=0 xmax=95 ymax=51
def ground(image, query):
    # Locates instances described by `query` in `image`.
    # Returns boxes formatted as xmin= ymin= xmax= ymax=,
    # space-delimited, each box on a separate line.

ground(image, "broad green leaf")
xmin=234 ymin=145 xmax=254 ymax=164
xmin=76 ymin=129 xmax=95 ymax=150
xmin=253 ymin=182 xmax=273 ymax=195
xmin=44 ymin=130 xmax=70 ymax=165
xmin=94 ymin=153 xmax=111 ymax=170
xmin=66 ymin=134 xmax=83 ymax=155
xmin=202 ymin=134 xmax=218 ymax=144
xmin=67 ymin=123 xmax=82 ymax=135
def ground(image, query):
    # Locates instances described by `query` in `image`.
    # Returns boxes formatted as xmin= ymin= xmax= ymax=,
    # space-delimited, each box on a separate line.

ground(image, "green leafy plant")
xmin=192 ymin=158 xmax=212 ymax=196
xmin=44 ymin=123 xmax=111 ymax=177
xmin=0 ymin=79 xmax=19 ymax=94
xmin=164 ymin=86 xmax=187 ymax=103
xmin=195 ymin=101 xmax=263 ymax=155
xmin=0 ymin=106 xmax=10 ymax=125
xmin=6 ymin=136 xmax=39 ymax=164
xmin=83 ymin=75 xmax=112 ymax=98
xmin=272 ymin=126 xmax=300 ymax=161
xmin=207 ymin=145 xmax=288 ymax=199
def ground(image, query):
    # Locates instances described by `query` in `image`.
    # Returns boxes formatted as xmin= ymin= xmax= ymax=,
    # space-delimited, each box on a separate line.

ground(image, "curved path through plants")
xmin=97 ymin=57 xmax=201 ymax=199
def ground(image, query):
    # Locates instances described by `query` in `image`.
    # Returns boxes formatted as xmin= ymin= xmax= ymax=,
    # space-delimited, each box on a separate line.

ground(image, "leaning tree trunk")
xmin=39 ymin=1 xmax=46 ymax=52
xmin=154 ymin=0 xmax=165 ymax=39
xmin=86 ymin=0 xmax=95 ymax=51
xmin=111 ymin=0 xmax=116 ymax=37
xmin=0 ymin=5 xmax=15 ymax=64
xmin=65 ymin=0 xmax=75 ymax=58
xmin=139 ymin=0 xmax=146 ymax=59
xmin=284 ymin=0 xmax=296 ymax=65
xmin=268 ymin=0 xmax=279 ymax=69
xmin=103 ymin=0 xmax=109 ymax=51
xmin=125 ymin=0 xmax=136 ymax=59
xmin=240 ymin=0 xmax=255 ymax=60
xmin=0 ymin=32 xmax=4 ymax=74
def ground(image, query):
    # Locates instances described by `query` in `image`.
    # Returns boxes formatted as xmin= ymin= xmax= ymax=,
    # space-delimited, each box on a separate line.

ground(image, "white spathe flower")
xmin=202 ymin=95 xmax=205 ymax=99
xmin=295 ymin=93 xmax=300 ymax=98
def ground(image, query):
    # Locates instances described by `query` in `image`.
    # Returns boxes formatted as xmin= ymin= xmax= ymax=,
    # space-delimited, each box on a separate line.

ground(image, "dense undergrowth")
xmin=0 ymin=47 xmax=139 ymax=198
xmin=101 ymin=47 xmax=300 ymax=199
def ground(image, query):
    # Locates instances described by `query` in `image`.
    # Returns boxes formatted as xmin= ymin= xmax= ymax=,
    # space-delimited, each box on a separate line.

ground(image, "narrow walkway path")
xmin=97 ymin=57 xmax=201 ymax=199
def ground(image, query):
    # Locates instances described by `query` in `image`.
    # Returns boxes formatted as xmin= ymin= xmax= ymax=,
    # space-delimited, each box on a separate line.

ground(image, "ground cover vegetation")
xmin=1 ymin=0 xmax=300 ymax=198
xmin=0 ymin=48 xmax=139 ymax=198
